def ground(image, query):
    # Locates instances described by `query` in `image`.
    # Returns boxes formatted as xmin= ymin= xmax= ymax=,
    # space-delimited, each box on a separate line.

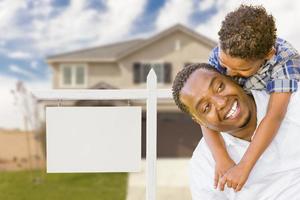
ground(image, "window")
xmin=63 ymin=66 xmax=72 ymax=85
xmin=60 ymin=64 xmax=87 ymax=87
xmin=133 ymin=62 xmax=172 ymax=84
xmin=75 ymin=66 xmax=85 ymax=85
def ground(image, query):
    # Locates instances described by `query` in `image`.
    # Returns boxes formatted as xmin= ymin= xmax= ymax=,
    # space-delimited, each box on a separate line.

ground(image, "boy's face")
xmin=179 ymin=69 xmax=254 ymax=133
xmin=219 ymin=50 xmax=266 ymax=77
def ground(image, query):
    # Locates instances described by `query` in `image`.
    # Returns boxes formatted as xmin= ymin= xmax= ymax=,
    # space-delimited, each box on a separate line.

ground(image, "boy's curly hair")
xmin=218 ymin=4 xmax=277 ymax=59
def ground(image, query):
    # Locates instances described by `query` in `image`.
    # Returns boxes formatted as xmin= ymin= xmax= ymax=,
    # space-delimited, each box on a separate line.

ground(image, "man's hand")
xmin=218 ymin=162 xmax=251 ymax=192
xmin=214 ymin=158 xmax=235 ymax=189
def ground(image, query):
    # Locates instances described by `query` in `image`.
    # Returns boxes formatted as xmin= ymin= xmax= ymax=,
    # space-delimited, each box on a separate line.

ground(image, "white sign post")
xmin=32 ymin=69 xmax=172 ymax=200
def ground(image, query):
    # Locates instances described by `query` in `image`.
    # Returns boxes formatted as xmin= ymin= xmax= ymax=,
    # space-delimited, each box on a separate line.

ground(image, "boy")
xmin=204 ymin=5 xmax=300 ymax=192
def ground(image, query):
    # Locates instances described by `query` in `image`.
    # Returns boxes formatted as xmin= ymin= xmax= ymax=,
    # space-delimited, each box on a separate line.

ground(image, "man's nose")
xmin=211 ymin=95 xmax=227 ymax=110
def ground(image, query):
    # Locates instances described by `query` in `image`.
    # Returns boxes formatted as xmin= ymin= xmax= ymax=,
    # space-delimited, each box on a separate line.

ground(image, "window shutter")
xmin=133 ymin=62 xmax=141 ymax=83
xmin=144 ymin=64 xmax=152 ymax=82
xmin=164 ymin=62 xmax=172 ymax=83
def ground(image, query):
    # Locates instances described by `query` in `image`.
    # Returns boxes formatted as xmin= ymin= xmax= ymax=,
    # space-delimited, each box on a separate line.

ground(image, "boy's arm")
xmin=201 ymin=126 xmax=230 ymax=162
xmin=219 ymin=92 xmax=291 ymax=192
xmin=201 ymin=126 xmax=235 ymax=188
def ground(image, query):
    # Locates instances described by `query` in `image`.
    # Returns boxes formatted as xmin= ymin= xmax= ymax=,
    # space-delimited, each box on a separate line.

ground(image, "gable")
xmin=118 ymin=24 xmax=216 ymax=60
xmin=120 ymin=30 xmax=215 ymax=63
xmin=46 ymin=24 xmax=216 ymax=64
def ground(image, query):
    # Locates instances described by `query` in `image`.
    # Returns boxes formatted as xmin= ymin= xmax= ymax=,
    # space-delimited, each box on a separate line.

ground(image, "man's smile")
xmin=224 ymin=99 xmax=240 ymax=120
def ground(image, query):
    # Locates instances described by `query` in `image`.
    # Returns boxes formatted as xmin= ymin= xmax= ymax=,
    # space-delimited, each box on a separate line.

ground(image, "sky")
xmin=1 ymin=0 xmax=300 ymax=130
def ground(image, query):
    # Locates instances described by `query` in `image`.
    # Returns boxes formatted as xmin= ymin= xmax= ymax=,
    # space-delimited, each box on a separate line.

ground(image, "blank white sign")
xmin=46 ymin=106 xmax=141 ymax=173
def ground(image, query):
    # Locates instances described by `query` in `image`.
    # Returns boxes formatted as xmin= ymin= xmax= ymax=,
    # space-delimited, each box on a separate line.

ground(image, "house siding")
xmin=52 ymin=63 xmax=60 ymax=89
xmin=88 ymin=63 xmax=121 ymax=88
xmin=51 ymin=30 xmax=214 ymax=90
xmin=119 ymin=31 xmax=213 ymax=89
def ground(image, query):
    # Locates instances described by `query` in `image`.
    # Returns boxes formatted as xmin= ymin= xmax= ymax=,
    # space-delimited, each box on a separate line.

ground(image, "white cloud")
xmin=7 ymin=51 xmax=32 ymax=60
xmin=0 ymin=47 xmax=32 ymax=60
xmin=30 ymin=61 xmax=38 ymax=69
xmin=0 ymin=40 xmax=6 ymax=47
xmin=29 ymin=0 xmax=147 ymax=55
xmin=30 ymin=0 xmax=53 ymax=17
xmin=155 ymin=0 xmax=194 ymax=31
xmin=9 ymin=64 xmax=35 ymax=79
xmin=94 ymin=0 xmax=147 ymax=43
xmin=195 ymin=0 xmax=300 ymax=51
xmin=198 ymin=0 xmax=216 ymax=11
xmin=0 ymin=0 xmax=26 ymax=40
xmin=0 ymin=0 xmax=147 ymax=57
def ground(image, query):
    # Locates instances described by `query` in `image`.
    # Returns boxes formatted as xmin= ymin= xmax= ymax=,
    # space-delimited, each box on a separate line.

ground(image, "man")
xmin=172 ymin=63 xmax=300 ymax=199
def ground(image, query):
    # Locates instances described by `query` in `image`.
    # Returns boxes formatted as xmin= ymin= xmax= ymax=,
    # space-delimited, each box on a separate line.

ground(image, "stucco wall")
xmin=119 ymin=31 xmax=213 ymax=89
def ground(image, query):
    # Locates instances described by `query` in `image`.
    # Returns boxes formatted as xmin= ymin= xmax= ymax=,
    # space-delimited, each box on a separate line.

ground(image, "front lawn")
xmin=0 ymin=170 xmax=127 ymax=200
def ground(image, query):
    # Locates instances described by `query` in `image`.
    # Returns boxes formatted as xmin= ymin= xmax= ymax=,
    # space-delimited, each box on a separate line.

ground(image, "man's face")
xmin=180 ymin=69 xmax=254 ymax=133
xmin=219 ymin=50 xmax=265 ymax=77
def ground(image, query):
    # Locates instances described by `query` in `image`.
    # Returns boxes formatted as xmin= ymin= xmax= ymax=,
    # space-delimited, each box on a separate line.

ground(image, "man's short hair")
xmin=172 ymin=63 xmax=219 ymax=116
xmin=218 ymin=4 xmax=277 ymax=59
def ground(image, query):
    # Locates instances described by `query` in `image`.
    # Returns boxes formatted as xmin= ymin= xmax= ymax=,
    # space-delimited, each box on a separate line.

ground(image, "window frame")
xmin=59 ymin=64 xmax=88 ymax=88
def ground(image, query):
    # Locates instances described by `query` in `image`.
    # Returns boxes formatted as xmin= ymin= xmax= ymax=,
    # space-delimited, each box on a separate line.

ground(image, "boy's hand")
xmin=218 ymin=162 xmax=251 ymax=192
xmin=214 ymin=158 xmax=235 ymax=189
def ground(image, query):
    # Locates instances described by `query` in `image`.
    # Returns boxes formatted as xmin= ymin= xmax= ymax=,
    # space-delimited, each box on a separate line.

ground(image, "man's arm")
xmin=219 ymin=92 xmax=291 ymax=192
xmin=201 ymin=126 xmax=235 ymax=188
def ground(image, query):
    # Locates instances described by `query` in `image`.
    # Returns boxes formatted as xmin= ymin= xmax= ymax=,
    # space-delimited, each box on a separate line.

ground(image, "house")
xmin=46 ymin=24 xmax=217 ymax=158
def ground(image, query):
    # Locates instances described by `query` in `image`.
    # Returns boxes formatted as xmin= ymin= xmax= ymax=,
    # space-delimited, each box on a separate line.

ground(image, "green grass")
xmin=0 ymin=170 xmax=127 ymax=200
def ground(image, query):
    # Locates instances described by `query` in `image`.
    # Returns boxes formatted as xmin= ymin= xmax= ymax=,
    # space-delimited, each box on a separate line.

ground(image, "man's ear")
xmin=191 ymin=116 xmax=198 ymax=123
xmin=192 ymin=117 xmax=210 ymax=129
xmin=191 ymin=116 xmax=204 ymax=126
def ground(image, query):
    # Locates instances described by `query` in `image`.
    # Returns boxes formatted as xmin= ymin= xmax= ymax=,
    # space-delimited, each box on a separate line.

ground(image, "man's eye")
xmin=203 ymin=104 xmax=210 ymax=113
xmin=217 ymin=83 xmax=224 ymax=92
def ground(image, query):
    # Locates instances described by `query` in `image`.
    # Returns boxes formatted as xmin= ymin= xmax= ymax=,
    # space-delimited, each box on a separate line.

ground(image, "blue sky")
xmin=0 ymin=0 xmax=218 ymax=82
xmin=1 ymin=0 xmax=300 ymax=129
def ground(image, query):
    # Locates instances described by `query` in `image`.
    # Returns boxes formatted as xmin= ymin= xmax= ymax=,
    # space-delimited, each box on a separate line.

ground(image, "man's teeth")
xmin=225 ymin=100 xmax=238 ymax=119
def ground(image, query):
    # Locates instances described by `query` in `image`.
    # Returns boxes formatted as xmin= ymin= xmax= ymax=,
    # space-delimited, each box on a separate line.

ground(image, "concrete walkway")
xmin=126 ymin=159 xmax=192 ymax=200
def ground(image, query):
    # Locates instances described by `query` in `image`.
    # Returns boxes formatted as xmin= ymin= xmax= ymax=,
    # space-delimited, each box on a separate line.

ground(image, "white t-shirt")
xmin=189 ymin=90 xmax=300 ymax=200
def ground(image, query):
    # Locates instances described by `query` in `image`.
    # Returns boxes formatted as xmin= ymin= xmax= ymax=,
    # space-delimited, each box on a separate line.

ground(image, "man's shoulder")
xmin=250 ymin=90 xmax=269 ymax=121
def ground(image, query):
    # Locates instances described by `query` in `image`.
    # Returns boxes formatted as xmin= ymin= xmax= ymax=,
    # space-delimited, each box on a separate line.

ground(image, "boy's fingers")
xmin=232 ymin=183 xmax=238 ymax=190
xmin=214 ymin=173 xmax=219 ymax=189
xmin=235 ymin=183 xmax=243 ymax=192
xmin=219 ymin=177 xmax=227 ymax=191
xmin=226 ymin=180 xmax=232 ymax=188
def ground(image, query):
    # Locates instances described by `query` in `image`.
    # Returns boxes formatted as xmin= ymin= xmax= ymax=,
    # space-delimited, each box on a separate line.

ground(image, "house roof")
xmin=117 ymin=24 xmax=217 ymax=59
xmin=47 ymin=24 xmax=217 ymax=63
xmin=47 ymin=39 xmax=144 ymax=63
